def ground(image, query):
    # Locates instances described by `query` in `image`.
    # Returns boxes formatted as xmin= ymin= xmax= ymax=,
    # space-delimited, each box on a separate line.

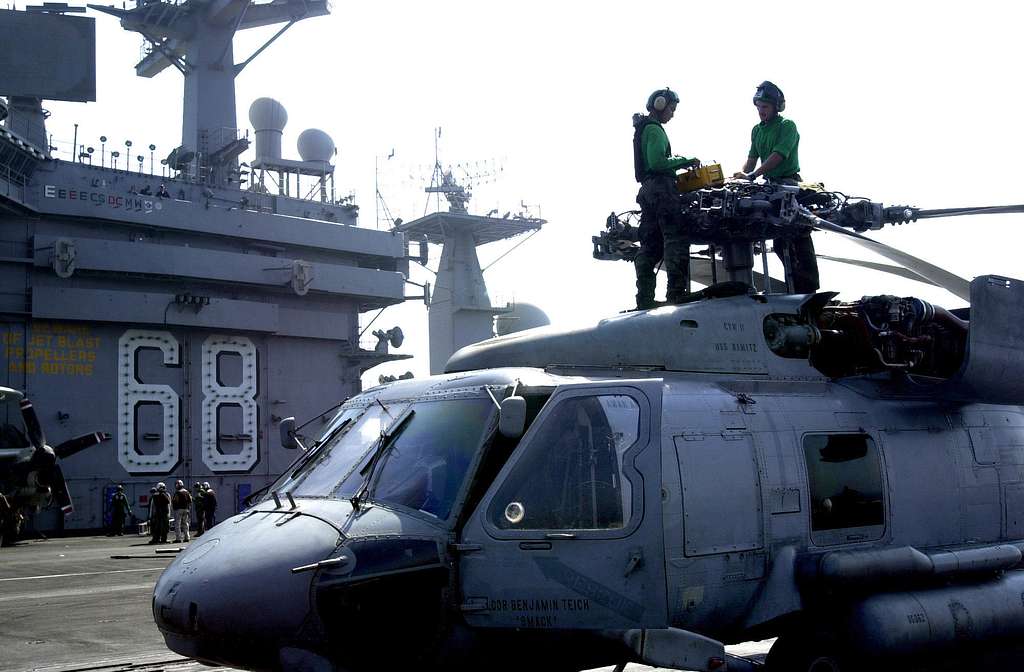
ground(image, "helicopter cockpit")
xmin=0 ymin=388 xmax=29 ymax=452
xmin=270 ymin=396 xmax=494 ymax=519
xmin=259 ymin=372 xmax=563 ymax=522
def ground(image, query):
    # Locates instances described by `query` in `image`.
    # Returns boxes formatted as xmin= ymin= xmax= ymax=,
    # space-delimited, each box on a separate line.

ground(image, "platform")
xmin=395 ymin=211 xmax=542 ymax=246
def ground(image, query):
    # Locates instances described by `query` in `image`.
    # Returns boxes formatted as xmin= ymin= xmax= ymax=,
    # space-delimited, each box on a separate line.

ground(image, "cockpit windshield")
xmin=0 ymin=391 xmax=29 ymax=450
xmin=269 ymin=396 xmax=496 ymax=520
xmin=368 ymin=398 xmax=495 ymax=519
xmin=275 ymin=401 xmax=411 ymax=497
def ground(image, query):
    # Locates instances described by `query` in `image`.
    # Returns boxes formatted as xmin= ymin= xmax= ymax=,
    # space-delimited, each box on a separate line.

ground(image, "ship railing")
xmin=0 ymin=162 xmax=28 ymax=204
xmin=131 ymin=0 xmax=187 ymax=8
xmin=46 ymin=135 xmax=179 ymax=179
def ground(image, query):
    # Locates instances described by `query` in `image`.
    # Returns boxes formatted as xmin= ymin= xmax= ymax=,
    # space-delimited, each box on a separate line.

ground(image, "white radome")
xmin=248 ymin=97 xmax=288 ymax=132
xmin=297 ymin=128 xmax=335 ymax=163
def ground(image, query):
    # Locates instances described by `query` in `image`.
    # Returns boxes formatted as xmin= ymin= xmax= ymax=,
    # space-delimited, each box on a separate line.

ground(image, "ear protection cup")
xmin=646 ymin=88 xmax=679 ymax=113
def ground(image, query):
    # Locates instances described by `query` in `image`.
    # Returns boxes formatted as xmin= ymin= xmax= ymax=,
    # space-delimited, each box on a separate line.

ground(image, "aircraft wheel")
xmin=766 ymin=635 xmax=856 ymax=672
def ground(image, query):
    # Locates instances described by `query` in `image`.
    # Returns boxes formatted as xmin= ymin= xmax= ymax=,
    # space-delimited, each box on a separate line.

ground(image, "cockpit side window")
xmin=456 ymin=392 xmax=552 ymax=528
xmin=803 ymin=433 xmax=885 ymax=541
xmin=489 ymin=394 xmax=640 ymax=531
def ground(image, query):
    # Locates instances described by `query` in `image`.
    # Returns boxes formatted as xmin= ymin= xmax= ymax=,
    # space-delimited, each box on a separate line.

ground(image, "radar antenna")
xmin=395 ymin=129 xmax=542 ymax=374
xmin=422 ymin=127 xmax=502 ymax=215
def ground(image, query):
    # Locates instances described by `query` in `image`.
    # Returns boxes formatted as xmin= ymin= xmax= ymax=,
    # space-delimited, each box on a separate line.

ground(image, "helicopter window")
xmin=803 ymin=434 xmax=884 ymax=533
xmin=370 ymin=398 xmax=496 ymax=519
xmin=490 ymin=394 xmax=639 ymax=531
xmin=283 ymin=402 xmax=410 ymax=497
xmin=0 ymin=396 xmax=28 ymax=449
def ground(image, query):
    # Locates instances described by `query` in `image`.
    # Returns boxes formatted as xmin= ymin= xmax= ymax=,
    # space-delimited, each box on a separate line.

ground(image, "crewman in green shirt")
xmin=733 ymin=81 xmax=819 ymax=293
xmin=632 ymin=87 xmax=701 ymax=309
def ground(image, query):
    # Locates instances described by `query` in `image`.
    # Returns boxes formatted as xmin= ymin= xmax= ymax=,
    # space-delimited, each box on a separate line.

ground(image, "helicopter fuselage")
xmin=152 ymin=277 xmax=1024 ymax=672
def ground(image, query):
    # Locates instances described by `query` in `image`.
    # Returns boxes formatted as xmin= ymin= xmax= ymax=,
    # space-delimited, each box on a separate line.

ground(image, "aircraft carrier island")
xmin=0 ymin=0 xmax=412 ymax=536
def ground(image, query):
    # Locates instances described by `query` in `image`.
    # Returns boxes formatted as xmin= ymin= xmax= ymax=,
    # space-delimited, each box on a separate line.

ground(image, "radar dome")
xmin=494 ymin=302 xmax=551 ymax=337
xmin=248 ymin=97 xmax=288 ymax=131
xmin=297 ymin=128 xmax=335 ymax=163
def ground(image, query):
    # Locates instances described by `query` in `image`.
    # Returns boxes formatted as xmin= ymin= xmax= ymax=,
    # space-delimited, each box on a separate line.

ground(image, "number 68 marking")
xmin=117 ymin=330 xmax=258 ymax=473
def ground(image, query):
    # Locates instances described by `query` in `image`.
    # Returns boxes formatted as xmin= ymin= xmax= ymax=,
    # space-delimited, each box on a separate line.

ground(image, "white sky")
xmin=36 ymin=0 xmax=1024 ymax=383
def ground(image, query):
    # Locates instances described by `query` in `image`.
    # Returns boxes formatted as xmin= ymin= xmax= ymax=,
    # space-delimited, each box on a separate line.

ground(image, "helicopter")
xmin=0 ymin=386 xmax=110 ymax=545
xmin=152 ymin=178 xmax=1024 ymax=672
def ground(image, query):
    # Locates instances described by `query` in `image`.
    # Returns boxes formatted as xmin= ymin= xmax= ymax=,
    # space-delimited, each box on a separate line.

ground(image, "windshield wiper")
xmin=290 ymin=417 xmax=353 ymax=480
xmin=350 ymin=408 xmax=415 ymax=511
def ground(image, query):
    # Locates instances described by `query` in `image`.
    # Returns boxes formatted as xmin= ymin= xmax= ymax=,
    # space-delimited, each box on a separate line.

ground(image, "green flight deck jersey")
xmin=748 ymin=115 xmax=800 ymax=179
xmin=641 ymin=123 xmax=693 ymax=177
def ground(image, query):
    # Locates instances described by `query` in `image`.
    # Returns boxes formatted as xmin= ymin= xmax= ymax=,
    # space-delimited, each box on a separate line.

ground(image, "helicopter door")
xmin=457 ymin=381 xmax=667 ymax=630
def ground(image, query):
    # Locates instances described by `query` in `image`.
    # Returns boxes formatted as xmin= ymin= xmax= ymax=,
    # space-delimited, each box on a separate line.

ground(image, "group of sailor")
xmin=632 ymin=80 xmax=819 ymax=310
xmin=107 ymin=480 xmax=217 ymax=543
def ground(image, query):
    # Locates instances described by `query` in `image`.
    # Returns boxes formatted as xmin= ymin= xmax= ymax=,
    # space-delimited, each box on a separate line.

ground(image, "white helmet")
xmin=203 ymin=482 xmax=211 ymax=489
xmin=157 ymin=482 xmax=166 ymax=491
xmin=175 ymin=479 xmax=184 ymax=488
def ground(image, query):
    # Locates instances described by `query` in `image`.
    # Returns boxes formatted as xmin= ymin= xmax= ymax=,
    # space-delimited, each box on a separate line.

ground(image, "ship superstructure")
xmin=397 ymin=157 xmax=544 ymax=374
xmin=0 ymin=2 xmax=411 ymax=532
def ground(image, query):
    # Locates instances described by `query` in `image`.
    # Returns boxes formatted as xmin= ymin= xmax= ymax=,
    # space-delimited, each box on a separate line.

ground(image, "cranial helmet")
xmin=753 ymin=81 xmax=785 ymax=112
xmin=203 ymin=482 xmax=211 ymax=489
xmin=157 ymin=482 xmax=166 ymax=491
xmin=176 ymin=479 xmax=184 ymax=488
xmin=116 ymin=484 xmax=124 ymax=491
xmin=194 ymin=482 xmax=202 ymax=489
xmin=646 ymin=87 xmax=680 ymax=113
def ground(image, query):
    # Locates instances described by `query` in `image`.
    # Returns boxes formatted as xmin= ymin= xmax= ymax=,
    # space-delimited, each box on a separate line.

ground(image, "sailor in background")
xmin=108 ymin=484 xmax=131 ymax=536
xmin=203 ymin=482 xmax=217 ymax=530
xmin=172 ymin=480 xmax=192 ymax=543
xmin=193 ymin=481 xmax=206 ymax=536
xmin=149 ymin=483 xmax=171 ymax=544
xmin=734 ymin=81 xmax=820 ymax=293
xmin=632 ymin=87 xmax=701 ymax=309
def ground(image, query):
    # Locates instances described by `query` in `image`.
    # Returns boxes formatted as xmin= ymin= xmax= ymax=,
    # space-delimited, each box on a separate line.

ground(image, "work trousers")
xmin=195 ymin=508 xmax=206 ymax=536
xmin=151 ymin=514 xmax=169 ymax=543
xmin=110 ymin=512 xmax=125 ymax=536
xmin=635 ymin=177 xmax=689 ymax=307
xmin=174 ymin=509 xmax=191 ymax=542
xmin=768 ymin=175 xmax=819 ymax=294
xmin=773 ymin=231 xmax=819 ymax=294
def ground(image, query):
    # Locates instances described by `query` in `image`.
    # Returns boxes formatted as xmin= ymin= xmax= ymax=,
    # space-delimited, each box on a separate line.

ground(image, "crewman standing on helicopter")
xmin=633 ymin=87 xmax=701 ymax=309
xmin=733 ymin=81 xmax=819 ymax=293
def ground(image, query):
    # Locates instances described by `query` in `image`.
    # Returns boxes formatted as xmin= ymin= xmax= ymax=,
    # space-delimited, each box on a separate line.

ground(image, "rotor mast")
xmin=89 ymin=0 xmax=329 ymax=187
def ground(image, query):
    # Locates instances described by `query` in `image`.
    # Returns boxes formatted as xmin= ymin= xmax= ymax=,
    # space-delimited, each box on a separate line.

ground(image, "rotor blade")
xmin=18 ymin=399 xmax=45 ymax=450
xmin=800 ymin=208 xmax=971 ymax=301
xmin=816 ymin=255 xmax=940 ymax=287
xmin=914 ymin=204 xmax=1024 ymax=219
xmin=54 ymin=432 xmax=111 ymax=460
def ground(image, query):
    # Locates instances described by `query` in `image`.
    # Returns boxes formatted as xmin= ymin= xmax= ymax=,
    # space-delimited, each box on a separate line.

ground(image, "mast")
xmin=89 ymin=0 xmax=329 ymax=187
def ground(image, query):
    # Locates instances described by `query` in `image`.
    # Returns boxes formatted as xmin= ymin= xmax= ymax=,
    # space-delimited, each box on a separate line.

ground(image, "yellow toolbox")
xmin=676 ymin=163 xmax=725 ymax=192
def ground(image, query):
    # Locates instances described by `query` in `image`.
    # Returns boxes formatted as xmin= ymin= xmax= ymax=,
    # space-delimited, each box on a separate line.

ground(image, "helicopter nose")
xmin=153 ymin=509 xmax=341 ymax=666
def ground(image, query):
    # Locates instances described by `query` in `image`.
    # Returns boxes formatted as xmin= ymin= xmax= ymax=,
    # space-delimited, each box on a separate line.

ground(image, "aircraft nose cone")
xmin=153 ymin=509 xmax=341 ymax=665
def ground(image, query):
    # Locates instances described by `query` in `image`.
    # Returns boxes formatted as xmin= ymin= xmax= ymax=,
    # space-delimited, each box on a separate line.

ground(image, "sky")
xmin=34 ymin=0 xmax=1024 ymax=383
